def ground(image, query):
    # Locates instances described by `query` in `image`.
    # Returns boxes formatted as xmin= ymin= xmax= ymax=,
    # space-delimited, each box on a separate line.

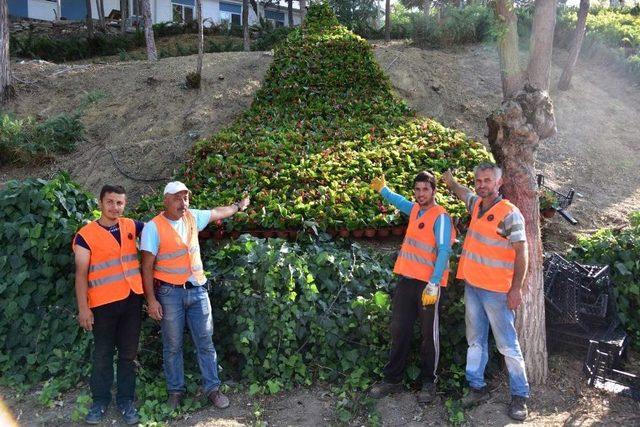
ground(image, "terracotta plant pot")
xmin=230 ymin=231 xmax=241 ymax=239
xmin=288 ymin=230 xmax=298 ymax=239
xmin=199 ymin=230 xmax=211 ymax=239
xmin=276 ymin=230 xmax=289 ymax=238
xmin=214 ymin=230 xmax=225 ymax=240
xmin=338 ymin=229 xmax=350 ymax=237
xmin=377 ymin=228 xmax=390 ymax=238
xmin=352 ymin=229 xmax=365 ymax=238
xmin=541 ymin=208 xmax=556 ymax=219
xmin=262 ymin=230 xmax=276 ymax=238
xmin=391 ymin=226 xmax=406 ymax=236
xmin=252 ymin=230 xmax=264 ymax=238
xmin=364 ymin=228 xmax=377 ymax=238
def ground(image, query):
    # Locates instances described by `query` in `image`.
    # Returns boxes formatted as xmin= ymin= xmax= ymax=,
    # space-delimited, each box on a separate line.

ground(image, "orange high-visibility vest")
xmin=393 ymin=204 xmax=456 ymax=286
xmin=73 ymin=218 xmax=143 ymax=308
xmin=456 ymin=198 xmax=519 ymax=293
xmin=152 ymin=211 xmax=205 ymax=285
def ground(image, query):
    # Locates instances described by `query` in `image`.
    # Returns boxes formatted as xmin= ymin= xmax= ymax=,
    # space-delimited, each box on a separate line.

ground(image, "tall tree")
xmin=243 ymin=0 xmax=250 ymax=51
xmin=0 ymin=0 xmax=12 ymax=103
xmin=385 ymin=0 xmax=391 ymax=41
xmin=487 ymin=0 xmax=558 ymax=384
xmin=196 ymin=0 xmax=203 ymax=78
xmin=423 ymin=0 xmax=433 ymax=16
xmin=120 ymin=0 xmax=127 ymax=34
xmin=288 ymin=0 xmax=295 ymax=27
xmin=141 ymin=0 xmax=157 ymax=61
xmin=96 ymin=0 xmax=106 ymax=29
xmin=85 ymin=0 xmax=94 ymax=38
xmin=300 ymin=0 xmax=307 ymax=22
xmin=558 ymin=0 xmax=589 ymax=90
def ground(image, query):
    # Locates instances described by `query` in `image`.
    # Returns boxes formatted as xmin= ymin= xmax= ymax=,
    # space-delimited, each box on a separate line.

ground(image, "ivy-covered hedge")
xmin=0 ymin=173 xmax=97 ymax=387
xmin=137 ymin=3 xmax=491 ymax=232
xmin=569 ymin=211 xmax=640 ymax=350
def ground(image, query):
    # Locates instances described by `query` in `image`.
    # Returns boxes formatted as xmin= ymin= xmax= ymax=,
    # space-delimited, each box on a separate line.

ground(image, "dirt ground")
xmin=3 ymin=352 xmax=639 ymax=426
xmin=2 ymin=42 xmax=640 ymax=425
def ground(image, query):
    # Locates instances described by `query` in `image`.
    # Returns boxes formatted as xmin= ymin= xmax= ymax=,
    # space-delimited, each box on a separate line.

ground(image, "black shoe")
xmin=369 ymin=381 xmax=403 ymax=399
xmin=85 ymin=402 xmax=108 ymax=424
xmin=460 ymin=387 xmax=490 ymax=408
xmin=417 ymin=382 xmax=437 ymax=404
xmin=167 ymin=392 xmax=184 ymax=411
xmin=118 ymin=401 xmax=140 ymax=425
xmin=508 ymin=395 xmax=528 ymax=421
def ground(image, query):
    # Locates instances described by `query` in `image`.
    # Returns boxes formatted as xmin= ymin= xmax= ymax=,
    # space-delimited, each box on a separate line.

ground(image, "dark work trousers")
xmin=90 ymin=291 xmax=143 ymax=406
xmin=383 ymin=276 xmax=441 ymax=385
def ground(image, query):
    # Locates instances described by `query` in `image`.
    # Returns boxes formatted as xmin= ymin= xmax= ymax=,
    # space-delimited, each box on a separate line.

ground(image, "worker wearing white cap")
xmin=140 ymin=181 xmax=249 ymax=410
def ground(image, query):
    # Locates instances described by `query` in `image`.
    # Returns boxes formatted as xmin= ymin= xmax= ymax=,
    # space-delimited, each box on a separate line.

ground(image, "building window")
xmin=220 ymin=2 xmax=242 ymax=27
xmin=265 ymin=10 xmax=285 ymax=28
xmin=172 ymin=2 xmax=194 ymax=23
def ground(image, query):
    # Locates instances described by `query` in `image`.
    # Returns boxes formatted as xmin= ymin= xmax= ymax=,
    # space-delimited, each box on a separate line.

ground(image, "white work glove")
xmin=422 ymin=282 xmax=439 ymax=306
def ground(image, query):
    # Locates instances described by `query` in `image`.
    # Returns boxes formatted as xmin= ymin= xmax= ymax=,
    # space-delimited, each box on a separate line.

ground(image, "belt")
xmin=157 ymin=279 xmax=198 ymax=289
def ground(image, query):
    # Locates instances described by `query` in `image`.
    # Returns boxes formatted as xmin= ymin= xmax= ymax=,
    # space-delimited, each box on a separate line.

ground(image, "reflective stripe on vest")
xmin=152 ymin=211 xmax=206 ymax=285
xmin=456 ymin=198 xmax=518 ymax=293
xmin=73 ymin=218 xmax=143 ymax=308
xmin=393 ymin=204 xmax=455 ymax=286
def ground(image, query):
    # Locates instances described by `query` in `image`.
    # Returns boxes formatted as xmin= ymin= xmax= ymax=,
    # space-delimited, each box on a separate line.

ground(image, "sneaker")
xmin=460 ymin=387 xmax=490 ymax=408
xmin=508 ymin=395 xmax=528 ymax=421
xmin=417 ymin=382 xmax=437 ymax=404
xmin=167 ymin=392 xmax=184 ymax=411
xmin=208 ymin=389 xmax=230 ymax=409
xmin=118 ymin=401 xmax=140 ymax=425
xmin=85 ymin=402 xmax=107 ymax=424
xmin=369 ymin=381 xmax=403 ymax=399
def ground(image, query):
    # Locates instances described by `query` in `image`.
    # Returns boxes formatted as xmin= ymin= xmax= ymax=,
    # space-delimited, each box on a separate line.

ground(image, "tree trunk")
xmin=423 ymin=0 xmax=432 ymax=16
xmin=96 ymin=0 xmax=105 ymax=29
xmin=249 ymin=0 xmax=259 ymax=18
xmin=243 ymin=0 xmax=250 ymax=51
xmin=120 ymin=0 xmax=127 ymax=34
xmin=527 ymin=0 xmax=557 ymax=92
xmin=558 ymin=0 xmax=589 ymax=90
xmin=494 ymin=0 xmax=522 ymax=99
xmin=196 ymin=0 xmax=203 ymax=77
xmin=300 ymin=0 xmax=306 ymax=23
xmin=288 ymin=0 xmax=294 ymax=27
xmin=487 ymin=85 xmax=555 ymax=385
xmin=141 ymin=0 xmax=157 ymax=61
xmin=385 ymin=0 xmax=391 ymax=42
xmin=0 ymin=0 xmax=12 ymax=103
xmin=85 ymin=0 xmax=94 ymax=37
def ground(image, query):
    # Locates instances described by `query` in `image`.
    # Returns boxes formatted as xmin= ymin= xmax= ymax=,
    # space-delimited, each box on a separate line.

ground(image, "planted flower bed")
xmin=137 ymin=3 xmax=492 ymax=233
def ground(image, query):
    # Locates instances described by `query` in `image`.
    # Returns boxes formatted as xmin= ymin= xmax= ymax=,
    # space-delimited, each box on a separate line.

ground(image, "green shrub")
xmin=0 ymin=173 xmax=98 ymax=387
xmin=0 ymin=113 xmax=84 ymax=165
xmin=251 ymin=18 xmax=295 ymax=51
xmin=141 ymin=3 xmax=491 ymax=232
xmin=569 ymin=212 xmax=640 ymax=350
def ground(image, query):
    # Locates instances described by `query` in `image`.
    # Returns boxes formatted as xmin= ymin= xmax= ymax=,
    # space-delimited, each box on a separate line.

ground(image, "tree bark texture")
xmin=196 ymin=0 xmax=203 ymax=77
xmin=494 ymin=0 xmax=522 ymax=99
xmin=385 ymin=0 xmax=391 ymax=42
xmin=423 ymin=0 xmax=432 ymax=16
xmin=527 ymin=0 xmax=557 ymax=92
xmin=487 ymin=85 xmax=556 ymax=385
xmin=288 ymin=0 xmax=294 ymax=27
xmin=1 ymin=0 xmax=12 ymax=103
xmin=85 ymin=0 xmax=94 ymax=37
xmin=96 ymin=0 xmax=105 ymax=29
xmin=300 ymin=0 xmax=307 ymax=22
xmin=120 ymin=0 xmax=127 ymax=34
xmin=243 ymin=0 xmax=250 ymax=51
xmin=558 ymin=0 xmax=589 ymax=90
xmin=142 ymin=0 xmax=157 ymax=61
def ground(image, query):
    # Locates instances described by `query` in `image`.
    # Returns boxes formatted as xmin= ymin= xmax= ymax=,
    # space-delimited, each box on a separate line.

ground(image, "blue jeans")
xmin=464 ymin=284 xmax=529 ymax=398
xmin=155 ymin=283 xmax=221 ymax=395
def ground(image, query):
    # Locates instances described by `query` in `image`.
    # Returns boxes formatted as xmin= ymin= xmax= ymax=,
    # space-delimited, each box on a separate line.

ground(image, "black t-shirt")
xmin=74 ymin=220 xmax=145 ymax=250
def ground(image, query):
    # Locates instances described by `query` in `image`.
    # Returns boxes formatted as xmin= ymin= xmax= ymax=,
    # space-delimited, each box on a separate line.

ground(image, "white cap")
xmin=163 ymin=181 xmax=191 ymax=195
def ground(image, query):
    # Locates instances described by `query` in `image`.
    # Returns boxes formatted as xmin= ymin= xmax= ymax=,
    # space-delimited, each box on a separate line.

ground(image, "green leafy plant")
xmin=138 ymin=3 xmax=492 ymax=233
xmin=539 ymin=188 xmax=559 ymax=210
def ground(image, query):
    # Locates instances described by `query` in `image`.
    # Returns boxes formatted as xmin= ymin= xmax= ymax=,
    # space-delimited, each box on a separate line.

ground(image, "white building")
xmin=8 ymin=0 xmax=304 ymax=28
